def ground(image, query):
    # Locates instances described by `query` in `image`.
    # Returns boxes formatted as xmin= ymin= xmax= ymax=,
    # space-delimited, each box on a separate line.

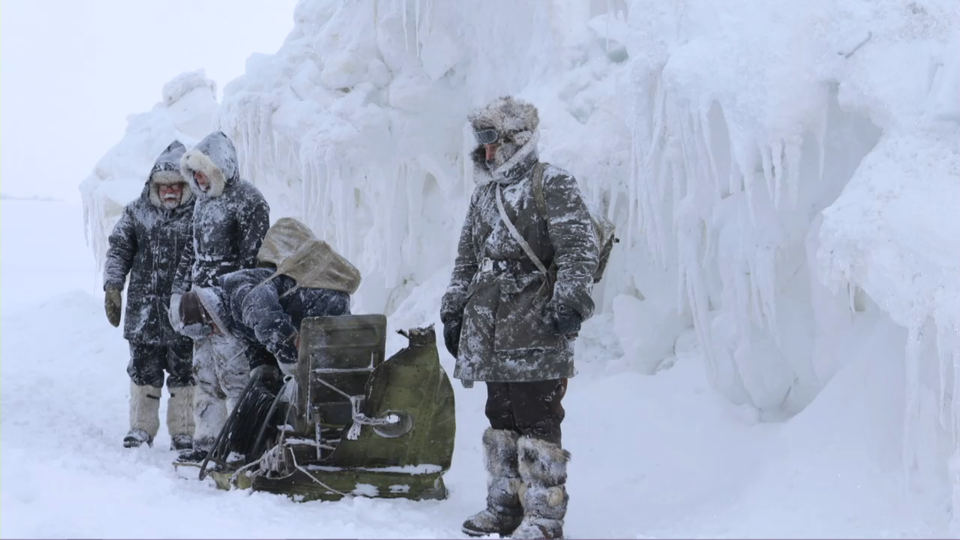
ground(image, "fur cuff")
xmin=181 ymin=149 xmax=227 ymax=198
xmin=483 ymin=427 xmax=521 ymax=478
xmin=518 ymin=435 xmax=570 ymax=486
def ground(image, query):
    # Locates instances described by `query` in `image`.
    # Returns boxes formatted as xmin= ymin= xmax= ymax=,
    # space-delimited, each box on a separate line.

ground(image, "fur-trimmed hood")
xmin=146 ymin=140 xmax=193 ymax=208
xmin=468 ymin=96 xmax=541 ymax=185
xmin=180 ymin=131 xmax=240 ymax=198
xmin=191 ymin=285 xmax=232 ymax=338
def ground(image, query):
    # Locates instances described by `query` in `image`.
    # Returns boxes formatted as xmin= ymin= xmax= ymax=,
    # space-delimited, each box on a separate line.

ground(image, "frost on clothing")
xmin=192 ymin=332 xmax=250 ymax=451
xmin=173 ymin=131 xmax=270 ymax=293
xmin=210 ymin=268 xmax=351 ymax=368
xmin=103 ymin=141 xmax=195 ymax=346
xmin=440 ymin=101 xmax=599 ymax=383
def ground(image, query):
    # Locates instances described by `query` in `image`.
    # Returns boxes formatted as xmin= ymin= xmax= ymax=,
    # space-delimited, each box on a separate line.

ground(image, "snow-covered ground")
xmin=1 ymin=199 xmax=951 ymax=537
xmin=5 ymin=0 xmax=960 ymax=537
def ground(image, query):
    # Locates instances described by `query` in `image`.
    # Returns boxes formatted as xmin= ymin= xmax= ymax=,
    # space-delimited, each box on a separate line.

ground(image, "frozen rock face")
xmin=80 ymin=70 xmax=219 ymax=271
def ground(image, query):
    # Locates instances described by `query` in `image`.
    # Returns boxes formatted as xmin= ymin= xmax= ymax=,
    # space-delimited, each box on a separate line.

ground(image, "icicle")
xmin=401 ymin=0 xmax=409 ymax=52
xmin=784 ymin=137 xmax=801 ymax=205
xmin=771 ymin=140 xmax=784 ymax=209
xmin=938 ymin=325 xmax=950 ymax=432
xmin=903 ymin=324 xmax=924 ymax=482
xmin=816 ymin=104 xmax=828 ymax=187
xmin=699 ymin=98 xmax=721 ymax=196
xmin=759 ymin=142 xmax=774 ymax=199
xmin=606 ymin=0 xmax=613 ymax=53
xmin=415 ymin=0 xmax=421 ymax=58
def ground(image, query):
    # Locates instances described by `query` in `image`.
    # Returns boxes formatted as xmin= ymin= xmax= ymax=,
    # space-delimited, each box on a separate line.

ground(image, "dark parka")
xmin=104 ymin=141 xmax=196 ymax=344
xmin=173 ymin=131 xmax=270 ymax=294
xmin=440 ymin=99 xmax=600 ymax=383
xmin=202 ymin=269 xmax=351 ymax=369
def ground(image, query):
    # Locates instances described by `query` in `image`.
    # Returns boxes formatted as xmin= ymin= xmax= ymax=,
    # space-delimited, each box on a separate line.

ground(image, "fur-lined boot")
xmin=462 ymin=428 xmax=525 ymax=537
xmin=512 ymin=436 xmax=570 ymax=539
xmin=124 ymin=382 xmax=161 ymax=448
xmin=167 ymin=385 xmax=195 ymax=451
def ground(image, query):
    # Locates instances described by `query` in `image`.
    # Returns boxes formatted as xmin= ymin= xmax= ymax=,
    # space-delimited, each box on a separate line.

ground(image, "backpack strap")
xmin=531 ymin=162 xmax=559 ymax=278
xmin=495 ymin=184 xmax=548 ymax=277
xmin=532 ymin=162 xmax=548 ymax=219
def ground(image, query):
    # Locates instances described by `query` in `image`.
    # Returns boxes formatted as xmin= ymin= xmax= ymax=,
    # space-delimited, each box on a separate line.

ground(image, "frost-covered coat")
xmin=104 ymin=141 xmax=195 ymax=344
xmin=208 ymin=268 xmax=351 ymax=369
xmin=173 ymin=131 xmax=270 ymax=293
xmin=440 ymin=127 xmax=600 ymax=383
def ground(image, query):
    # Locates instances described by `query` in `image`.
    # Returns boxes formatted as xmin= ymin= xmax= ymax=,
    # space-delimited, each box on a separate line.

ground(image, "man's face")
xmin=158 ymin=184 xmax=183 ymax=208
xmin=194 ymin=170 xmax=210 ymax=192
xmin=484 ymin=143 xmax=500 ymax=162
xmin=474 ymin=127 xmax=501 ymax=169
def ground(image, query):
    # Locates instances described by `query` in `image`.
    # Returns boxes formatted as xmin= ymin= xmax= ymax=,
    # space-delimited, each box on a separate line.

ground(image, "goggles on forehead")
xmin=474 ymin=128 xmax=500 ymax=146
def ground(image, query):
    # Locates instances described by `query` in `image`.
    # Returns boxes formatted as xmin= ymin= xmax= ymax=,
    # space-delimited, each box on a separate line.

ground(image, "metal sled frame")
xmin=199 ymin=315 xmax=457 ymax=502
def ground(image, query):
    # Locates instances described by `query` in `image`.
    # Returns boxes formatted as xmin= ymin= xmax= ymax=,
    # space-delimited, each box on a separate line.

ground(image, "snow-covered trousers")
xmin=127 ymin=340 xmax=194 ymax=389
xmin=484 ymin=379 xmax=567 ymax=445
xmin=191 ymin=333 xmax=250 ymax=451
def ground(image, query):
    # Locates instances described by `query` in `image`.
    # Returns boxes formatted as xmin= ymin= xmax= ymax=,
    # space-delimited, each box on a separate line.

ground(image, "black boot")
xmin=123 ymin=428 xmax=153 ymax=448
xmin=175 ymin=436 xmax=212 ymax=464
xmin=511 ymin=436 xmax=570 ymax=539
xmin=462 ymin=428 xmax=524 ymax=537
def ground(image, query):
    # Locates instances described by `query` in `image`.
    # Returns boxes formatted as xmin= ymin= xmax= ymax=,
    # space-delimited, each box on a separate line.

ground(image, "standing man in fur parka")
xmin=170 ymin=130 xmax=270 ymax=462
xmin=440 ymin=97 xmax=600 ymax=539
xmin=104 ymin=140 xmax=197 ymax=450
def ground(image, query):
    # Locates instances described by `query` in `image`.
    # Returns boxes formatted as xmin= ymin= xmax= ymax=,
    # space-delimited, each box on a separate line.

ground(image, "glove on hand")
xmin=105 ymin=289 xmax=122 ymax=327
xmin=552 ymin=303 xmax=582 ymax=336
xmin=443 ymin=320 xmax=462 ymax=358
xmin=250 ymin=364 xmax=280 ymax=383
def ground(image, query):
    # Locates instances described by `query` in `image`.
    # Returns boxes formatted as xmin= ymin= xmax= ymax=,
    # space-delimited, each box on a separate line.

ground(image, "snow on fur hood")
xmin=257 ymin=217 xmax=362 ymax=294
xmin=146 ymin=140 xmax=193 ymax=207
xmin=468 ymin=96 xmax=541 ymax=185
xmin=180 ymin=131 xmax=240 ymax=198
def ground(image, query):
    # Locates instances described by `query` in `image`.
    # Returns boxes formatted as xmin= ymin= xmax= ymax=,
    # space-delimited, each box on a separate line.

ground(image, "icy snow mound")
xmin=214 ymin=1 xmax=632 ymax=318
xmin=79 ymin=70 xmax=219 ymax=271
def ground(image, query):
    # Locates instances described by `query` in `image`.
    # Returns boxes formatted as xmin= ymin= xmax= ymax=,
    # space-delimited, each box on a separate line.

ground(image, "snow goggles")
xmin=474 ymin=128 xmax=500 ymax=145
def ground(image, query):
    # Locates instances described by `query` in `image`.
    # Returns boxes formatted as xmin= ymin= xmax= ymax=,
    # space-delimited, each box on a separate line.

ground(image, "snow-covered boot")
xmin=124 ymin=383 xmax=161 ymax=448
xmin=167 ymin=385 xmax=195 ymax=451
xmin=462 ymin=428 xmax=524 ymax=537
xmin=511 ymin=436 xmax=570 ymax=539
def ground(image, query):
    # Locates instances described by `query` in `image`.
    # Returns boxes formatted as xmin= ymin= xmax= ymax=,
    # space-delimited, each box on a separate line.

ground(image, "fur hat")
xmin=468 ymin=96 xmax=541 ymax=177
xmin=468 ymin=96 xmax=540 ymax=146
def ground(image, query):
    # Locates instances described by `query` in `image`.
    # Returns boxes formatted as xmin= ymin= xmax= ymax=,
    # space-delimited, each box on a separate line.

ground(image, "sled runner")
xmin=178 ymin=314 xmax=456 ymax=502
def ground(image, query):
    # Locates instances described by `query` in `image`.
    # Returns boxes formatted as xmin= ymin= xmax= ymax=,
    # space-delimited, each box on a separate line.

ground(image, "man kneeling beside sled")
xmin=173 ymin=217 xmax=361 ymax=464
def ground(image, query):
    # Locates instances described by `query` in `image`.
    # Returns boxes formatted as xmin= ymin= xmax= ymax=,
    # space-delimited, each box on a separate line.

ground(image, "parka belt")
xmin=478 ymin=257 xmax=538 ymax=275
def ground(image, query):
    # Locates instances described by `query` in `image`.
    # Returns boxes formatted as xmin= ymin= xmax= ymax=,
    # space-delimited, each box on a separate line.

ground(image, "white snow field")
xmin=4 ymin=0 xmax=960 ymax=537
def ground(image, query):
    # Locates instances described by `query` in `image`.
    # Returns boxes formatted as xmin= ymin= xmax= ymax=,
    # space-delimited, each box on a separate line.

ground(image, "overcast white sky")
xmin=1 ymin=0 xmax=299 ymax=202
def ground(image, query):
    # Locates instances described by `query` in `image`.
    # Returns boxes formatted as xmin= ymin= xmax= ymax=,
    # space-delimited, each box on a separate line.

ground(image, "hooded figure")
xmin=172 ymin=131 xmax=270 ymax=293
xmin=103 ymin=140 xmax=197 ymax=450
xmin=440 ymin=97 xmax=600 ymax=539
xmin=172 ymin=218 xmax=355 ymax=464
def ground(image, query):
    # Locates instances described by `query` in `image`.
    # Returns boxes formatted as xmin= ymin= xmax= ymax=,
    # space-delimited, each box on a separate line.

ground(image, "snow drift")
xmin=78 ymin=0 xmax=960 ymax=533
